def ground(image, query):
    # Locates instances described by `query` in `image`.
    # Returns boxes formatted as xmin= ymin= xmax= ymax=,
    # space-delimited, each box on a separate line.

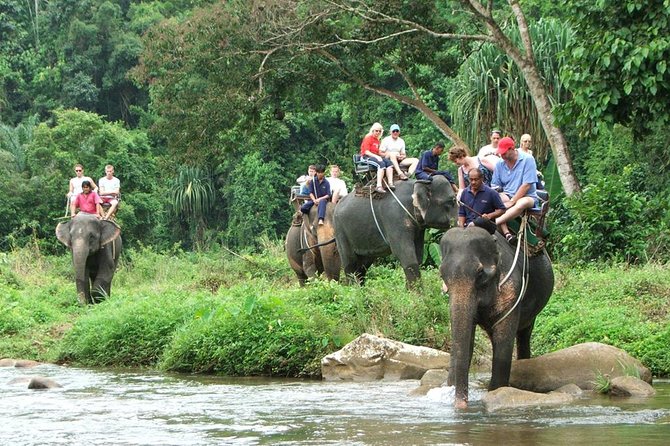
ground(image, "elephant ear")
xmin=412 ymin=181 xmax=431 ymax=221
xmin=55 ymin=221 xmax=72 ymax=248
xmin=100 ymin=220 xmax=121 ymax=247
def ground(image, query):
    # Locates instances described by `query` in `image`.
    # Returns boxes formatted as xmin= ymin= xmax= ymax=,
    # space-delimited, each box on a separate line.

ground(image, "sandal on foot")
xmin=504 ymin=232 xmax=517 ymax=244
xmin=375 ymin=186 xmax=387 ymax=193
xmin=388 ymin=184 xmax=396 ymax=191
xmin=399 ymin=173 xmax=408 ymax=180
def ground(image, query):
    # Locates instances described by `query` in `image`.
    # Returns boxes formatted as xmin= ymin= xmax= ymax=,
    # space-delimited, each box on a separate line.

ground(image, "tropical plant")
xmin=169 ymin=166 xmax=216 ymax=249
xmin=450 ymin=18 xmax=573 ymax=165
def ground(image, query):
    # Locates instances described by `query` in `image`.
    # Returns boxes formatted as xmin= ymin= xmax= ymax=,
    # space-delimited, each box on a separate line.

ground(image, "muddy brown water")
xmin=1 ymin=365 xmax=669 ymax=445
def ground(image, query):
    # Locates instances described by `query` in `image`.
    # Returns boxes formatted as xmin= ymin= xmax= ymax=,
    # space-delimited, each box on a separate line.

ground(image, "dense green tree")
xmin=169 ymin=166 xmax=216 ymax=249
xmin=559 ymin=0 xmax=670 ymax=136
xmin=15 ymin=109 xmax=163 ymax=250
xmin=238 ymin=0 xmax=580 ymax=194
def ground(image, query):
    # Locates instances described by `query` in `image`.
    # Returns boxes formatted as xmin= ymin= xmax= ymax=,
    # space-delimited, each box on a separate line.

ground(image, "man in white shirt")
xmin=478 ymin=129 xmax=502 ymax=157
xmin=326 ymin=165 xmax=348 ymax=204
xmin=67 ymin=163 xmax=97 ymax=204
xmin=380 ymin=124 xmax=419 ymax=180
xmin=98 ymin=164 xmax=120 ymax=220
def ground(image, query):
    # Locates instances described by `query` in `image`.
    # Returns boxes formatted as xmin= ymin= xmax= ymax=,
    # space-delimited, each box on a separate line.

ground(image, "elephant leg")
xmin=516 ymin=318 xmax=536 ymax=360
xmin=356 ymin=258 xmax=374 ymax=285
xmin=489 ymin=322 xmax=517 ymax=391
xmin=390 ymin=237 xmax=422 ymax=288
xmin=90 ymin=244 xmax=116 ymax=303
xmin=337 ymin=236 xmax=360 ymax=284
xmin=302 ymin=221 xmax=324 ymax=275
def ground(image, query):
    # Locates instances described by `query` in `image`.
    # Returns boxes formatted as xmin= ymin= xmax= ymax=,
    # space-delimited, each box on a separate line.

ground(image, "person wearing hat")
xmin=458 ymin=168 xmax=506 ymax=234
xmin=478 ymin=129 xmax=502 ymax=158
xmin=360 ymin=122 xmax=395 ymax=193
xmin=380 ymin=124 xmax=419 ymax=180
xmin=491 ymin=136 xmax=540 ymax=243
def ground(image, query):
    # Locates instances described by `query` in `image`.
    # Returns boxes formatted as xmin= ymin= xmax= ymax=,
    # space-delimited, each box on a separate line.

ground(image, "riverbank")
xmin=1 ymin=243 xmax=669 ymax=377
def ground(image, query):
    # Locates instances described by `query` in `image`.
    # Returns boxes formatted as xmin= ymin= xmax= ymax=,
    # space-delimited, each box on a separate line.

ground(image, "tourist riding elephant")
xmin=439 ymin=226 xmax=554 ymax=409
xmin=334 ymin=176 xmax=457 ymax=287
xmin=286 ymin=203 xmax=340 ymax=285
xmin=56 ymin=214 xmax=122 ymax=305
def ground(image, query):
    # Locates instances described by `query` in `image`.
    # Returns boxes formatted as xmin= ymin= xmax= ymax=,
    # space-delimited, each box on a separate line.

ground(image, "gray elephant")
xmin=56 ymin=214 xmax=122 ymax=305
xmin=439 ymin=226 xmax=554 ymax=408
xmin=334 ymin=176 xmax=457 ymax=287
xmin=286 ymin=215 xmax=318 ymax=285
xmin=286 ymin=203 xmax=340 ymax=285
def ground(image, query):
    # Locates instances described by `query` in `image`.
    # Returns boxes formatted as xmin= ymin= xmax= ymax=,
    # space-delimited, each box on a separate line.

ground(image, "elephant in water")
xmin=334 ymin=176 xmax=457 ymax=287
xmin=56 ymin=214 xmax=122 ymax=304
xmin=440 ymin=226 xmax=554 ymax=409
xmin=286 ymin=203 xmax=340 ymax=285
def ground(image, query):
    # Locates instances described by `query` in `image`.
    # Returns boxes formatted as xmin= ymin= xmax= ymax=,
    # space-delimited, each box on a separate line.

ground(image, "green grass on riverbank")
xmin=1 ymin=244 xmax=669 ymax=377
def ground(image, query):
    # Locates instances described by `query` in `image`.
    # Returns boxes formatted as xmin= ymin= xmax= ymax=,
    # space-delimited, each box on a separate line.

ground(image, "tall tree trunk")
xmin=463 ymin=0 xmax=581 ymax=195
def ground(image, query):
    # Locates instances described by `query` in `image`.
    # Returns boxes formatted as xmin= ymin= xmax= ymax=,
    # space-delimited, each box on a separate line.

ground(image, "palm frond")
xmin=450 ymin=18 xmax=574 ymax=163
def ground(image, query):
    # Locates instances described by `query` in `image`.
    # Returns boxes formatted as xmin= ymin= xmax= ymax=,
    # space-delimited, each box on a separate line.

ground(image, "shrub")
xmin=160 ymin=287 xmax=336 ymax=377
xmin=57 ymin=291 xmax=202 ymax=366
xmin=550 ymin=166 xmax=653 ymax=264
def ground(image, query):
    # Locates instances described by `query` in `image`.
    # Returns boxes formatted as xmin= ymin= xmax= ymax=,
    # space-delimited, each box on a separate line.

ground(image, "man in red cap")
xmin=491 ymin=136 xmax=539 ymax=243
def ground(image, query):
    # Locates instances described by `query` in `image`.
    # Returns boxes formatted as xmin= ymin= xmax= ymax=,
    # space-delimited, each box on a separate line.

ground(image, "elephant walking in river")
xmin=56 ymin=214 xmax=122 ymax=304
xmin=440 ymin=226 xmax=554 ymax=408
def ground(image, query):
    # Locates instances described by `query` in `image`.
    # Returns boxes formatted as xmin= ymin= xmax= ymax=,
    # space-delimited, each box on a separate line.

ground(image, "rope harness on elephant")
xmin=493 ymin=214 xmax=531 ymax=328
xmin=367 ymin=178 xmax=423 ymax=246
xmin=299 ymin=224 xmax=319 ymax=257
xmin=384 ymin=178 xmax=421 ymax=227
xmin=369 ymin=187 xmax=389 ymax=245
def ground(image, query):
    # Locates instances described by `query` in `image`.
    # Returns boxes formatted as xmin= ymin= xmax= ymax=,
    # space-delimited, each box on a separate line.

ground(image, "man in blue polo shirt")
xmin=458 ymin=168 xmax=506 ymax=234
xmin=492 ymin=136 xmax=539 ymax=242
xmin=300 ymin=164 xmax=331 ymax=225
xmin=415 ymin=141 xmax=456 ymax=185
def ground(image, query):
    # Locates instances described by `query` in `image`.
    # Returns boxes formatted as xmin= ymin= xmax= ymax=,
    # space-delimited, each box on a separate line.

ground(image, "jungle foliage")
xmin=1 ymin=0 xmax=670 ymax=265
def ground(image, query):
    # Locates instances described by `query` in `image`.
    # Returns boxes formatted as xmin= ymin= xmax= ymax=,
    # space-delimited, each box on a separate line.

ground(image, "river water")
xmin=1 ymin=364 xmax=669 ymax=445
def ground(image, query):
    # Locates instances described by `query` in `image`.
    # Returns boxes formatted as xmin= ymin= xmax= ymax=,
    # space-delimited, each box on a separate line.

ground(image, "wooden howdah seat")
xmin=352 ymin=154 xmax=409 ymax=198
xmin=101 ymin=195 xmax=120 ymax=220
xmin=506 ymin=189 xmax=550 ymax=255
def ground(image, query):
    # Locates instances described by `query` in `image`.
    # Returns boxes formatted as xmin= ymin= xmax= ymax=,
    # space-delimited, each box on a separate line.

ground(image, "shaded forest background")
xmin=2 ymin=0 xmax=670 ymax=265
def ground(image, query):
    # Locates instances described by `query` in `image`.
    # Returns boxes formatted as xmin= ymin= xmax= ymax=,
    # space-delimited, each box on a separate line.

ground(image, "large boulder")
xmin=510 ymin=342 xmax=652 ymax=392
xmin=321 ymin=333 xmax=450 ymax=381
xmin=27 ymin=376 xmax=62 ymax=390
xmin=0 ymin=358 xmax=41 ymax=368
xmin=609 ymin=376 xmax=656 ymax=397
xmin=409 ymin=369 xmax=450 ymax=396
xmin=483 ymin=387 xmax=575 ymax=412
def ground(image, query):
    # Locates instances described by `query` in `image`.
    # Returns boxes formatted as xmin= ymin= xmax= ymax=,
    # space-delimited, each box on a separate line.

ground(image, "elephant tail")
xmin=298 ymin=237 xmax=336 ymax=253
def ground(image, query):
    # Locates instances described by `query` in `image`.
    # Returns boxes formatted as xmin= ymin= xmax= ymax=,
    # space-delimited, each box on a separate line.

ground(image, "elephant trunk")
xmin=448 ymin=280 xmax=478 ymax=409
xmin=71 ymin=239 xmax=90 ymax=305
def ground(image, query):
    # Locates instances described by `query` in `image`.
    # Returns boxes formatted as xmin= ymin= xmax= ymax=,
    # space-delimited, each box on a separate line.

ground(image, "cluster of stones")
xmin=321 ymin=334 xmax=655 ymax=411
